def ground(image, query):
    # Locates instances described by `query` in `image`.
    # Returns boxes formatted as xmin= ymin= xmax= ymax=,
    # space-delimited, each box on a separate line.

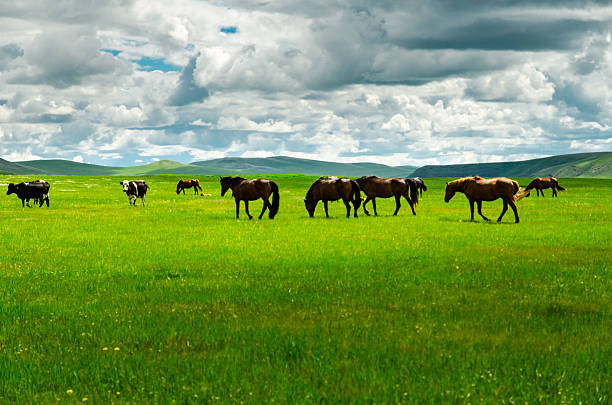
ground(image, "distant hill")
xmin=189 ymin=156 xmax=416 ymax=177
xmin=412 ymin=152 xmax=612 ymax=178
xmin=6 ymin=156 xmax=416 ymax=177
xmin=1 ymin=152 xmax=610 ymax=177
xmin=0 ymin=158 xmax=46 ymax=175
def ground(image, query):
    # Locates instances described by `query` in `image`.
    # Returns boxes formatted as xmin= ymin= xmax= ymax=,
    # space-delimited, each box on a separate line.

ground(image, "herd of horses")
xmin=6 ymin=175 xmax=566 ymax=223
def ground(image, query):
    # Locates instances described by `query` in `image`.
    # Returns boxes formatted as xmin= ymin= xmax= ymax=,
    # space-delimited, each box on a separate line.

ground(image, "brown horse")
xmin=220 ymin=176 xmax=280 ymax=219
xmin=304 ymin=176 xmax=361 ymax=218
xmin=176 ymin=179 xmax=202 ymax=195
xmin=412 ymin=177 xmax=428 ymax=198
xmin=355 ymin=176 xmax=418 ymax=216
xmin=444 ymin=176 xmax=528 ymax=223
xmin=525 ymin=176 xmax=565 ymax=197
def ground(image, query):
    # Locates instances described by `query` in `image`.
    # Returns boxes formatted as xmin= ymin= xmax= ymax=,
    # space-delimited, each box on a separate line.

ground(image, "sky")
xmin=0 ymin=0 xmax=611 ymax=167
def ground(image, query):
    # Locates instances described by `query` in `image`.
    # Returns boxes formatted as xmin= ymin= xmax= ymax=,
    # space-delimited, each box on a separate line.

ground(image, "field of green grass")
xmin=0 ymin=175 xmax=610 ymax=403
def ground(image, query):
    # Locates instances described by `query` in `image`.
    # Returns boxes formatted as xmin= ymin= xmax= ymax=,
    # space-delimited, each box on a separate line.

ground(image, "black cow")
xmin=120 ymin=180 xmax=149 ymax=206
xmin=7 ymin=180 xmax=51 ymax=207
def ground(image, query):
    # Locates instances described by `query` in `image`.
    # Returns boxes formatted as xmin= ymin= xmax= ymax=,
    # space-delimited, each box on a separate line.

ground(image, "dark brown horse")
xmin=355 ymin=176 xmax=418 ymax=216
xmin=220 ymin=176 xmax=280 ymax=219
xmin=304 ymin=176 xmax=361 ymax=218
xmin=412 ymin=177 xmax=428 ymax=197
xmin=444 ymin=176 xmax=528 ymax=223
xmin=176 ymin=179 xmax=202 ymax=195
xmin=524 ymin=176 xmax=565 ymax=197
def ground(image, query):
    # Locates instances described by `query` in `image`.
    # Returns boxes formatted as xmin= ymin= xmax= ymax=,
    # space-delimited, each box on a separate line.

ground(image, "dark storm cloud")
xmin=168 ymin=55 xmax=209 ymax=106
xmin=396 ymin=19 xmax=605 ymax=51
xmin=0 ymin=43 xmax=24 ymax=69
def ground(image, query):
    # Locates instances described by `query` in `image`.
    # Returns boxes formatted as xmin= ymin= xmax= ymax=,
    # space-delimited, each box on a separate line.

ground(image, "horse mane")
xmin=305 ymin=177 xmax=325 ymax=202
xmin=221 ymin=176 xmax=245 ymax=184
xmin=447 ymin=176 xmax=477 ymax=189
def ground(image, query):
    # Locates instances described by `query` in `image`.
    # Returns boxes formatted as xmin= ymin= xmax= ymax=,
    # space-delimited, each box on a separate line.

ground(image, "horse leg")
xmin=553 ymin=187 xmax=557 ymax=197
xmin=540 ymin=189 xmax=544 ymax=197
xmin=509 ymin=200 xmax=519 ymax=223
xmin=403 ymin=193 xmax=416 ymax=215
xmin=244 ymin=200 xmax=253 ymax=220
xmin=343 ymin=198 xmax=351 ymax=218
xmin=372 ymin=198 xmax=378 ymax=216
xmin=362 ymin=197 xmax=371 ymax=216
xmin=393 ymin=195 xmax=401 ymax=216
xmin=497 ymin=200 xmax=508 ymax=222
xmin=351 ymin=198 xmax=358 ymax=218
xmin=258 ymin=198 xmax=269 ymax=219
xmin=235 ymin=198 xmax=240 ymax=218
xmin=322 ymin=200 xmax=330 ymax=218
xmin=477 ymin=200 xmax=489 ymax=221
xmin=469 ymin=199 xmax=475 ymax=221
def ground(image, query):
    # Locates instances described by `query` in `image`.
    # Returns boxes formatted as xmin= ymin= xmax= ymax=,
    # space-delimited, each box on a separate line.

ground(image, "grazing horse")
xmin=355 ymin=176 xmax=418 ymax=216
xmin=176 ymin=179 xmax=202 ymax=195
xmin=304 ymin=176 xmax=361 ymax=218
xmin=524 ymin=177 xmax=565 ymax=197
xmin=444 ymin=176 xmax=528 ymax=223
xmin=412 ymin=177 xmax=428 ymax=197
xmin=220 ymin=176 xmax=280 ymax=219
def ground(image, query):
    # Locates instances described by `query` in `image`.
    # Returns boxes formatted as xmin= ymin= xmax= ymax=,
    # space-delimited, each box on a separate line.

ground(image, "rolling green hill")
xmin=8 ymin=156 xmax=416 ymax=177
xmin=0 ymin=158 xmax=46 ymax=175
xmin=2 ymin=152 xmax=611 ymax=177
xmin=189 ymin=156 xmax=416 ymax=177
xmin=412 ymin=152 xmax=612 ymax=178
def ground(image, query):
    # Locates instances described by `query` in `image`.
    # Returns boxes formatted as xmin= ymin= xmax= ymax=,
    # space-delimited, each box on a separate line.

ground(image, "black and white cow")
xmin=7 ymin=180 xmax=51 ymax=207
xmin=120 ymin=180 xmax=149 ymax=206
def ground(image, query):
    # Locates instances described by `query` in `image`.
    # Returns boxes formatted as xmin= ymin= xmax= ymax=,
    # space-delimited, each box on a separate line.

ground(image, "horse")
xmin=412 ymin=177 xmax=428 ymax=197
xmin=444 ymin=176 xmax=528 ymax=223
xmin=355 ymin=176 xmax=418 ymax=216
xmin=304 ymin=176 xmax=361 ymax=218
xmin=176 ymin=179 xmax=202 ymax=195
xmin=524 ymin=177 xmax=565 ymax=197
xmin=220 ymin=176 xmax=280 ymax=219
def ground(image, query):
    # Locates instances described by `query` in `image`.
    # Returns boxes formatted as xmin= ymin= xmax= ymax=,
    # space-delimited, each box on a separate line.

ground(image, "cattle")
xmin=6 ymin=180 xmax=51 ymax=207
xmin=120 ymin=180 xmax=149 ymax=206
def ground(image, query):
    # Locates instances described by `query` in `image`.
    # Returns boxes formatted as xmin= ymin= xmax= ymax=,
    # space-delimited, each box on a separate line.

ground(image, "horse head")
xmin=444 ymin=180 xmax=463 ymax=202
xmin=220 ymin=177 xmax=231 ymax=196
xmin=220 ymin=176 xmax=243 ymax=196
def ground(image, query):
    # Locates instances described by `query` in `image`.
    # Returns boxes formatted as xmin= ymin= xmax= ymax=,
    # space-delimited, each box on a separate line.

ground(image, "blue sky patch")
xmin=220 ymin=26 xmax=238 ymax=34
xmin=100 ymin=48 xmax=121 ymax=56
xmin=134 ymin=56 xmax=182 ymax=72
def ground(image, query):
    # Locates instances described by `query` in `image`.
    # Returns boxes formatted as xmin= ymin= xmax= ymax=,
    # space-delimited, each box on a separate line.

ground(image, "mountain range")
xmin=0 ymin=152 xmax=610 ymax=178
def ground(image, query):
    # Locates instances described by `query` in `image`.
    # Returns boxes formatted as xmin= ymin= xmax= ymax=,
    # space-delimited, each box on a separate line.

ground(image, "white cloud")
xmin=0 ymin=0 xmax=610 ymax=167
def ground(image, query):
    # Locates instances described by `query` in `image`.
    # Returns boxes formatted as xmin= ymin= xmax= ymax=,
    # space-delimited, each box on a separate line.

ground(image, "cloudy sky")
xmin=0 ymin=0 xmax=611 ymax=166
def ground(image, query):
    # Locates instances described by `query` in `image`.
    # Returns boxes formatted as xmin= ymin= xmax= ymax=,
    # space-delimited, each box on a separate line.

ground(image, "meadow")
xmin=0 ymin=174 xmax=610 ymax=404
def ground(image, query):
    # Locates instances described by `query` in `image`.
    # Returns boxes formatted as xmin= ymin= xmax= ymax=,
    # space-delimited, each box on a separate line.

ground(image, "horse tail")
xmin=553 ymin=179 xmax=566 ymax=191
xmin=269 ymin=181 xmax=280 ymax=219
xmin=513 ymin=181 xmax=529 ymax=201
xmin=350 ymin=179 xmax=361 ymax=209
xmin=406 ymin=178 xmax=419 ymax=206
xmin=176 ymin=180 xmax=182 ymax=194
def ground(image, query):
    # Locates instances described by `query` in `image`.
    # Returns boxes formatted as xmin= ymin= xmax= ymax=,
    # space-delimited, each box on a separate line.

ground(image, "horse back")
xmin=466 ymin=177 xmax=516 ymax=200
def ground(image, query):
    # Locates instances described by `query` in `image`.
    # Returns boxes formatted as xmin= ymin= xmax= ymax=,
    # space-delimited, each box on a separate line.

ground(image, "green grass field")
xmin=1 ymin=175 xmax=610 ymax=403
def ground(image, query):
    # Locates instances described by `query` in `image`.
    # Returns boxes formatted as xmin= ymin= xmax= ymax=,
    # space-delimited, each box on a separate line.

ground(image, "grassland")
xmin=0 ymin=175 xmax=610 ymax=403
